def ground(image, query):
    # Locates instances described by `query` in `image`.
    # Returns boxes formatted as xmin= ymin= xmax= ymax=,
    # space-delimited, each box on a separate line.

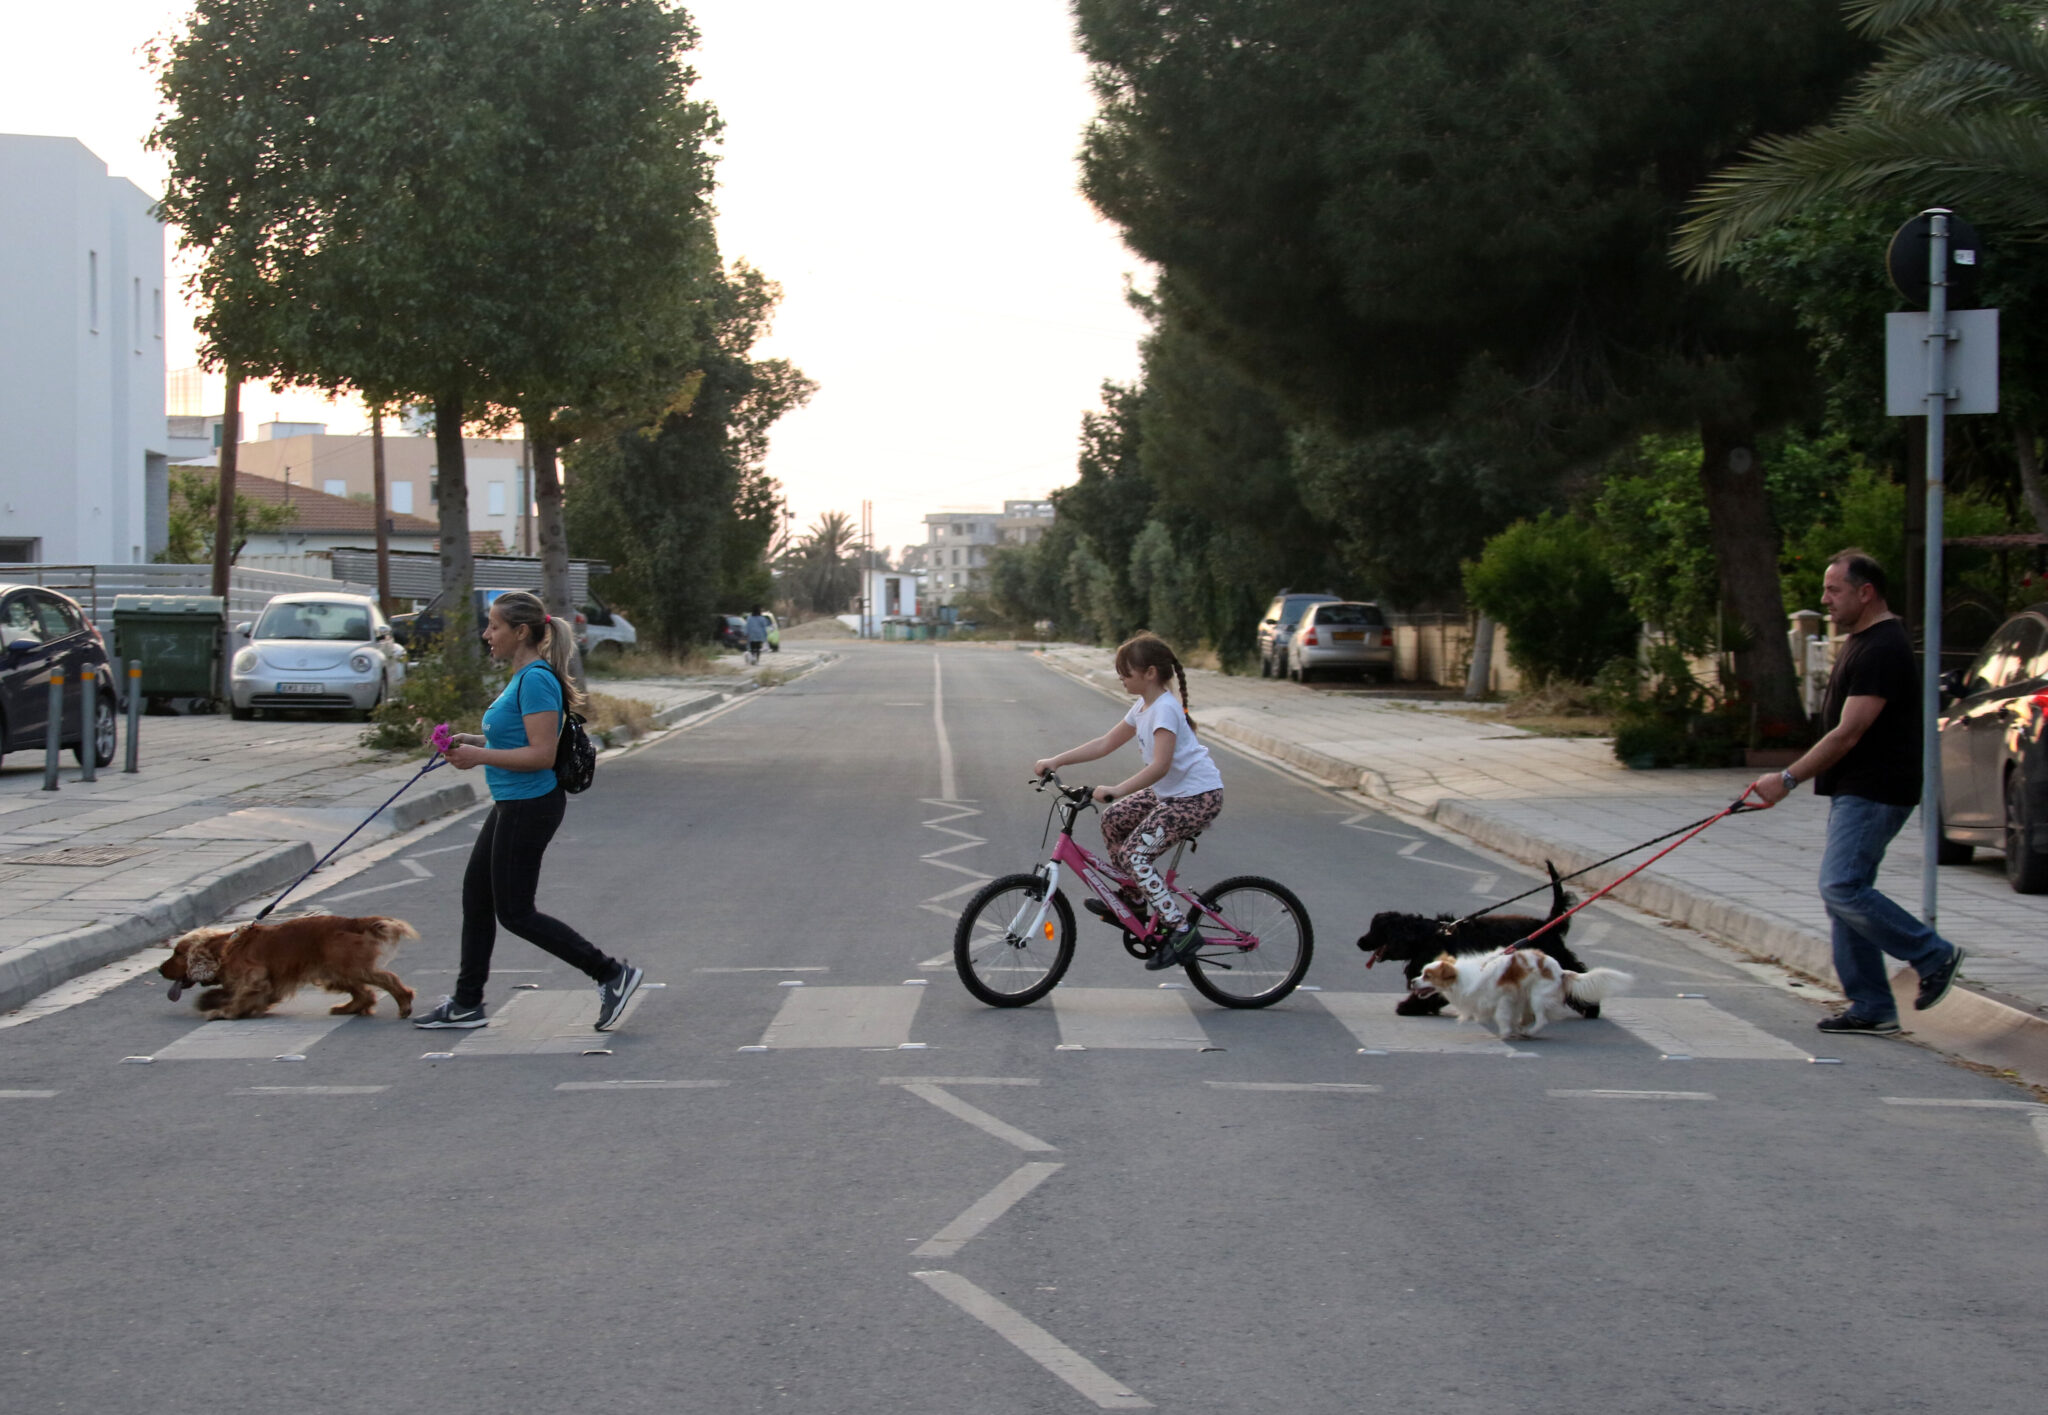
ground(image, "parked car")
xmin=0 ymin=583 xmax=117 ymax=769
xmin=764 ymin=611 xmax=781 ymax=653
xmin=229 ymin=593 xmax=407 ymax=722
xmin=1936 ymin=601 xmax=2048 ymax=891
xmin=581 ymin=597 xmax=637 ymax=657
xmin=391 ymin=588 xmax=586 ymax=654
xmin=713 ymin=614 xmax=748 ymax=650
xmin=1256 ymin=589 xmax=1343 ymax=678
xmin=1279 ymin=601 xmax=1395 ymax=684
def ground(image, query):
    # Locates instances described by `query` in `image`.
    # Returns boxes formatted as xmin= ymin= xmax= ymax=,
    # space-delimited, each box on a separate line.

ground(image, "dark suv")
xmin=1936 ymin=601 xmax=2048 ymax=892
xmin=0 ymin=584 xmax=117 ymax=769
xmin=1256 ymin=589 xmax=1343 ymax=678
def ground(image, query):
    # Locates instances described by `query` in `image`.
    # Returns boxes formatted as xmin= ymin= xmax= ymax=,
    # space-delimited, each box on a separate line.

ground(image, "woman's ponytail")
xmin=541 ymin=617 xmax=587 ymax=714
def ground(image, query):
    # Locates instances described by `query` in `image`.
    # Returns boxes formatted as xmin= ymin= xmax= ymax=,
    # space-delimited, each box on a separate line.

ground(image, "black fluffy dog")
xmin=1355 ymin=861 xmax=1600 ymax=1018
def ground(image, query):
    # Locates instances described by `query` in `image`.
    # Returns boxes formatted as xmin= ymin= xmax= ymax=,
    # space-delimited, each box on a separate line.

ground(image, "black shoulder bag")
xmin=532 ymin=664 xmax=597 ymax=794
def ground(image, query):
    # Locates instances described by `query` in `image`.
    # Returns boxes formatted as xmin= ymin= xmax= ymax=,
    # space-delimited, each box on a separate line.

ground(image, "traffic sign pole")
xmin=1921 ymin=213 xmax=1949 ymax=928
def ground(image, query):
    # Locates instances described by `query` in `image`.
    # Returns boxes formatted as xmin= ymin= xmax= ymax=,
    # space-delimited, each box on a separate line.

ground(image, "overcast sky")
xmin=0 ymin=0 xmax=1151 ymax=555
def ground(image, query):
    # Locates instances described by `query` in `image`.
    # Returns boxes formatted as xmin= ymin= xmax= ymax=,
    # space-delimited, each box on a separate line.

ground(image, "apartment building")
xmin=923 ymin=500 xmax=1055 ymax=605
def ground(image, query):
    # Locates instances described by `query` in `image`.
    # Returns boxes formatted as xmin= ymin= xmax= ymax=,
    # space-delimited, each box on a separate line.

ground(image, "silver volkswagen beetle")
xmin=229 ymin=593 xmax=406 ymax=722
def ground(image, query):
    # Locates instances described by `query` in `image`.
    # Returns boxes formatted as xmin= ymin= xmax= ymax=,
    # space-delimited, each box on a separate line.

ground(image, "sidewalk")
xmin=1035 ymin=644 xmax=2048 ymax=1085
xmin=0 ymin=650 xmax=832 ymax=1014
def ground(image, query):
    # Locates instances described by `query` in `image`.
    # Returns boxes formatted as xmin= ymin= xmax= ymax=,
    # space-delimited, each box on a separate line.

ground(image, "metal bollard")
xmin=42 ymin=670 xmax=63 ymax=791
xmin=125 ymin=661 xmax=142 ymax=773
xmin=80 ymin=671 xmax=97 ymax=782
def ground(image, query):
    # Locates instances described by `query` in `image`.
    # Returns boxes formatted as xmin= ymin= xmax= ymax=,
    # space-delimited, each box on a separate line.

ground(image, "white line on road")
xmin=409 ymin=842 xmax=473 ymax=858
xmin=1547 ymin=1089 xmax=1716 ymax=1101
xmin=933 ymin=654 xmax=958 ymax=801
xmin=1204 ymin=1081 xmax=1382 ymax=1093
xmin=1880 ymin=1097 xmax=2048 ymax=1111
xmin=912 ymin=1270 xmax=1151 ymax=1410
xmin=695 ymin=966 xmax=830 ymax=973
xmin=554 ymin=1080 xmax=728 ymax=1091
xmin=913 ymin=1160 xmax=1065 ymax=1258
xmin=880 ymin=1077 xmax=1040 ymax=1086
xmin=2034 ymin=1115 xmax=2048 ymax=1162
xmin=1584 ymin=948 xmax=1732 ymax=982
xmin=232 ymin=1085 xmax=388 ymax=1095
xmin=319 ymin=877 xmax=426 ymax=902
xmin=0 ymin=948 xmax=171 ymax=1031
xmin=901 ymin=1082 xmax=1058 ymax=1152
xmin=0 ymin=1089 xmax=58 ymax=1098
xmin=400 ymin=856 xmax=432 ymax=878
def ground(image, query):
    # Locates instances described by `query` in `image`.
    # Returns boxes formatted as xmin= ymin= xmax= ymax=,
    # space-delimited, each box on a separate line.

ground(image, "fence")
xmin=2 ymin=563 xmax=379 ymax=628
xmin=1385 ymin=611 xmax=1523 ymax=693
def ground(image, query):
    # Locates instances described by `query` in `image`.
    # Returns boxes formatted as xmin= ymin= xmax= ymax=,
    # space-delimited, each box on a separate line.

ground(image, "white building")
xmin=0 ymin=135 xmax=168 ymax=565
xmin=923 ymin=500 xmax=1054 ymax=605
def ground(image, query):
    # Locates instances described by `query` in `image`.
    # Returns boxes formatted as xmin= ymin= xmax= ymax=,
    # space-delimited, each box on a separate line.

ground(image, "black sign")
xmin=1888 ymin=210 xmax=1982 ymax=309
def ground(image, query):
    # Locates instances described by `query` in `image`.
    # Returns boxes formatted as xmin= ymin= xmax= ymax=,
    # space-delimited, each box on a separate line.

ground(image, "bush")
xmin=1605 ymin=642 xmax=1745 ymax=768
xmin=362 ymin=651 xmax=505 ymax=753
xmin=1463 ymin=513 xmax=1639 ymax=685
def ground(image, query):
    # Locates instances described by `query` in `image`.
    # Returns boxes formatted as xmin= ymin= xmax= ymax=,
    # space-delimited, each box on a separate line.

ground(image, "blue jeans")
xmin=1819 ymin=794 xmax=1956 ymax=1021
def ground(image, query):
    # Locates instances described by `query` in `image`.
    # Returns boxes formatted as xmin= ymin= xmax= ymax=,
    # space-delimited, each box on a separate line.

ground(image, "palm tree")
xmin=1672 ymin=1 xmax=2048 ymax=277
xmin=776 ymin=512 xmax=865 ymax=615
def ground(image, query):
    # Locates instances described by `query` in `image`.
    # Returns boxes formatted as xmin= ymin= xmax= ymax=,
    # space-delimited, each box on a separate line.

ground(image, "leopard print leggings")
xmin=1100 ymin=788 xmax=1223 ymax=927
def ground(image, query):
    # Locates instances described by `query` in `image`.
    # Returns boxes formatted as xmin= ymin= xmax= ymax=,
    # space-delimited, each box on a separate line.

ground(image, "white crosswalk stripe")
xmin=451 ymin=988 xmax=645 ymax=1055
xmin=1313 ymin=991 xmax=1528 ymax=1056
xmin=1050 ymin=988 xmax=1212 ymax=1050
xmin=758 ymin=985 xmax=924 ymax=1048
xmin=1599 ymin=998 xmax=1813 ymax=1060
xmin=153 ymin=993 xmax=363 ymax=1060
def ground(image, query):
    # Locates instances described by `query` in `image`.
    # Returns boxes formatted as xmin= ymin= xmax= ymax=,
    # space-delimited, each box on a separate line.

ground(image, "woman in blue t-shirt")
xmin=414 ymin=590 xmax=643 ymax=1033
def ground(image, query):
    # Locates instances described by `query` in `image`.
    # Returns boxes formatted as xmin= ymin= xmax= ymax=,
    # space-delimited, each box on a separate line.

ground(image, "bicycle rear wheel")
xmin=1182 ymin=875 xmax=1313 ymax=1008
xmin=954 ymin=873 xmax=1077 ymax=1007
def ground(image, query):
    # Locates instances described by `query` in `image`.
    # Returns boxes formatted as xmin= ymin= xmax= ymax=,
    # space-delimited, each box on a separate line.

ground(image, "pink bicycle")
xmin=952 ymin=770 xmax=1314 ymax=1009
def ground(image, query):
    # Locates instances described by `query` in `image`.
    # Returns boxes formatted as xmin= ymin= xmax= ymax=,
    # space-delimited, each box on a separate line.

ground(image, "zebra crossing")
xmin=117 ymin=975 xmax=1830 ymax=1065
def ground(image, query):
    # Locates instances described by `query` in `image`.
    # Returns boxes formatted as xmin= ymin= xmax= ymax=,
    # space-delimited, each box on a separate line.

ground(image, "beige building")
xmin=923 ymin=500 xmax=1055 ymax=606
xmin=170 ymin=419 xmax=535 ymax=552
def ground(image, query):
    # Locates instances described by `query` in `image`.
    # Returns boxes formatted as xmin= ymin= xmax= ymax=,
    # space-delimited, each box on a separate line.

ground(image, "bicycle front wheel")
xmin=1182 ymin=875 xmax=1313 ymax=1008
xmin=954 ymin=873 xmax=1077 ymax=1007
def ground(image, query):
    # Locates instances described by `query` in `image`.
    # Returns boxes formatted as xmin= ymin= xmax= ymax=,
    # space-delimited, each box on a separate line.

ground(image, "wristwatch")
xmin=1779 ymin=769 xmax=1798 ymax=793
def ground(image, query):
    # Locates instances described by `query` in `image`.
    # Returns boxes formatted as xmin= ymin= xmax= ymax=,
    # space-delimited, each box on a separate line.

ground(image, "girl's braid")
xmin=1172 ymin=656 xmax=1197 ymax=733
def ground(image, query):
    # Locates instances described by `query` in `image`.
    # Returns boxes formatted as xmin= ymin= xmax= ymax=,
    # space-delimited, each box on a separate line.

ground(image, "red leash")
xmin=1514 ymin=788 xmax=1768 ymax=949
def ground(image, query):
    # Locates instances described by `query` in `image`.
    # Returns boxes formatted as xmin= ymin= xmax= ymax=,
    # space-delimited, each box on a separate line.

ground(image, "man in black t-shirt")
xmin=1747 ymin=551 xmax=1965 ymax=1034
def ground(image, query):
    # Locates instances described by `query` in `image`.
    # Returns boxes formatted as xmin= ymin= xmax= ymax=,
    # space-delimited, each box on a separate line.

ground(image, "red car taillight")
xmin=1381 ymin=629 xmax=1393 ymax=647
xmin=1300 ymin=628 xmax=1318 ymax=646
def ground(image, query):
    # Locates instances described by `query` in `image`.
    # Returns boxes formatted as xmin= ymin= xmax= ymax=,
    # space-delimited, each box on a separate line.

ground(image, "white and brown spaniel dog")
xmin=1411 ymin=945 xmax=1631 ymax=1041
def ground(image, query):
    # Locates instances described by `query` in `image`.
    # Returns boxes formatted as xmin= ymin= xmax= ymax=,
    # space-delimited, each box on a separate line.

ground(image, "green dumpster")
xmin=112 ymin=595 xmax=225 ymax=704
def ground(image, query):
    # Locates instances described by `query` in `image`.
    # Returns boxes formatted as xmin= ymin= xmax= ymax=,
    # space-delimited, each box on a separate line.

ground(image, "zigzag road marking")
xmin=918 ymin=798 xmax=991 ymax=960
xmin=1395 ymin=838 xmax=1499 ymax=896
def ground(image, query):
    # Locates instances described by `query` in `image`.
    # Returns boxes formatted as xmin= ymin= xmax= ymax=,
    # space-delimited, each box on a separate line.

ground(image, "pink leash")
xmin=1513 ymin=788 xmax=1768 ymax=949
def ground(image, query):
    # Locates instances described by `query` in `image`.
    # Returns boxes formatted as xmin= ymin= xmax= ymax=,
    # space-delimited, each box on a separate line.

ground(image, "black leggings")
xmin=456 ymin=789 xmax=617 ymax=1007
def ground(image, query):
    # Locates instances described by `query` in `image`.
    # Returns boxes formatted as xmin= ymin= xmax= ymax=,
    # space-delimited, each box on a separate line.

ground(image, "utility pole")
xmin=210 ymin=367 xmax=241 ymax=598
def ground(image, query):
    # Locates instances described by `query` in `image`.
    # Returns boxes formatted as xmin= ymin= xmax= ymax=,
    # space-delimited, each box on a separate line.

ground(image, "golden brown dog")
xmin=160 ymin=915 xmax=418 ymax=1020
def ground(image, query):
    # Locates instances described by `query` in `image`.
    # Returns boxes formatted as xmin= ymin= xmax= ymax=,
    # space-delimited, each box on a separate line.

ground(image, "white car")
xmin=229 ymin=593 xmax=407 ymax=722
xmin=580 ymin=596 xmax=638 ymax=656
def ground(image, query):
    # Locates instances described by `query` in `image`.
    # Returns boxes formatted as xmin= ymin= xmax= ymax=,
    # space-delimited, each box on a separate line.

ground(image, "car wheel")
xmin=231 ymin=704 xmax=255 ymax=722
xmin=2005 ymin=768 xmax=2048 ymax=893
xmin=74 ymin=689 xmax=116 ymax=768
xmin=1934 ymin=803 xmax=1974 ymax=866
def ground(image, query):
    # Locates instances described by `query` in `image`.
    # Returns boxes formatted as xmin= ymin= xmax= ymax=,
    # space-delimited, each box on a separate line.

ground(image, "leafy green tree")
xmin=152 ymin=0 xmax=724 ymax=649
xmin=781 ymin=511 xmax=864 ymax=616
xmin=1073 ymin=0 xmax=1873 ymax=727
xmin=155 ymin=467 xmax=292 ymax=565
xmin=1463 ymin=514 xmax=1641 ymax=686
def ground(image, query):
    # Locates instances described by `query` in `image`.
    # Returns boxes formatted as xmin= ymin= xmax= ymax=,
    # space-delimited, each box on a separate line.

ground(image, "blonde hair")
xmin=491 ymin=590 xmax=586 ymax=713
xmin=1114 ymin=632 xmax=1195 ymax=732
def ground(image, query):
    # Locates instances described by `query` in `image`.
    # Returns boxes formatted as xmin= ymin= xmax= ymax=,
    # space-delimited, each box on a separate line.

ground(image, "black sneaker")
xmin=1915 ymin=946 xmax=1965 ymax=1012
xmin=413 ymin=996 xmax=487 ymax=1029
xmin=1816 ymin=1012 xmax=1902 ymax=1035
xmin=594 ymin=963 xmax=644 ymax=1032
xmin=1144 ymin=922 xmax=1203 ymax=972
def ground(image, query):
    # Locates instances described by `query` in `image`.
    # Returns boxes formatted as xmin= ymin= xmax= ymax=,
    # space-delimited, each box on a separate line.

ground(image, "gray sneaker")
xmin=594 ymin=963 xmax=644 ymax=1032
xmin=413 ymin=996 xmax=487 ymax=1029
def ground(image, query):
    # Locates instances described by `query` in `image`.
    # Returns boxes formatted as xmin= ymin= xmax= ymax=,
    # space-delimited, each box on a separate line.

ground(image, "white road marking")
xmin=153 ymin=993 xmax=363 ymax=1060
xmin=914 ymin=1161 xmax=1065 ymax=1258
xmin=1394 ymin=839 xmax=1499 ymax=894
xmin=912 ymin=1270 xmax=1151 ymax=1410
xmin=232 ymin=1085 xmax=388 ymax=1095
xmin=0 ymin=948 xmax=172 ymax=1031
xmin=1314 ymin=992 xmax=1526 ymax=1056
xmin=880 ymin=1077 xmax=1040 ymax=1086
xmin=1584 ymin=947 xmax=1731 ymax=982
xmin=409 ymin=842 xmax=472 ymax=858
xmin=554 ymin=1080 xmax=728 ymax=1091
xmin=759 ymin=986 xmax=923 ymax=1048
xmin=319 ymin=877 xmax=426 ymax=902
xmin=453 ymin=988 xmax=647 ymax=1055
xmin=1547 ymin=1089 xmax=1716 ymax=1101
xmin=1881 ymin=1097 xmax=2048 ymax=1112
xmin=0 ymin=1089 xmax=58 ymax=1098
xmin=1051 ymin=988 xmax=1211 ymax=1050
xmin=1338 ymin=811 xmax=1421 ymax=841
xmin=2034 ymin=1115 xmax=2048 ymax=1162
xmin=695 ymin=966 xmax=829 ymax=973
xmin=400 ymin=857 xmax=432 ymax=878
xmin=918 ymin=949 xmax=956 ymax=969
xmin=901 ymin=1083 xmax=1058 ymax=1152
xmin=1602 ymin=998 xmax=1812 ymax=1060
xmin=1204 ymin=1082 xmax=1381 ymax=1093
xmin=933 ymin=654 xmax=958 ymax=801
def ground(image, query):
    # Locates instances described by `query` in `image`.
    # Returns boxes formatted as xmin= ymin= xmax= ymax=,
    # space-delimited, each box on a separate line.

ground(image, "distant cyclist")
xmin=744 ymin=605 xmax=770 ymax=666
xmin=1031 ymin=633 xmax=1223 ymax=970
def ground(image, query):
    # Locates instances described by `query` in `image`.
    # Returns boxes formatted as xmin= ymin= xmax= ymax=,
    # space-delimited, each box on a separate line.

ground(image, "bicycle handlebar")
xmin=1031 ymin=768 xmax=1096 ymax=806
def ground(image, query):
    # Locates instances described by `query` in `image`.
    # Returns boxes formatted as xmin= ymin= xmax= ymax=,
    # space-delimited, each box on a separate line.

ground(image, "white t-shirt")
xmin=1122 ymin=693 xmax=1224 ymax=798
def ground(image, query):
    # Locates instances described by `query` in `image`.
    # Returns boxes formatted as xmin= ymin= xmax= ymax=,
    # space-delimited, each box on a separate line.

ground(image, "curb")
xmin=1032 ymin=647 xmax=2048 ymax=1086
xmin=0 ymin=841 xmax=314 ymax=1015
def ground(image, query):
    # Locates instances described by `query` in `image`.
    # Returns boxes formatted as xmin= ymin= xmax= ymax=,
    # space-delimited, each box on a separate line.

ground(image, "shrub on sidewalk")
xmin=1606 ymin=642 xmax=1745 ymax=769
xmin=1463 ymin=514 xmax=1638 ymax=686
xmin=362 ymin=651 xmax=505 ymax=753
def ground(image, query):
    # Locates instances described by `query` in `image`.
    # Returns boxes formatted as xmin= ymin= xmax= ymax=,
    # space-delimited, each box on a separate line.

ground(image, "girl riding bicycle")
xmin=1032 ymin=633 xmax=1223 ymax=971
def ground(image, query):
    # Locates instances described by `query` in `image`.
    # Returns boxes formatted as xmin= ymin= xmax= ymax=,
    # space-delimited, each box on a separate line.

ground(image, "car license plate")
xmin=1332 ymin=631 xmax=1366 ymax=642
xmin=277 ymin=682 xmax=326 ymax=694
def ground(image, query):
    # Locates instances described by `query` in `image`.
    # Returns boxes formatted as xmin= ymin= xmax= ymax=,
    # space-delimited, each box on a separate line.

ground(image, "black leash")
xmin=1444 ymin=796 xmax=1763 ymax=931
xmin=248 ymin=751 xmax=449 ymax=924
